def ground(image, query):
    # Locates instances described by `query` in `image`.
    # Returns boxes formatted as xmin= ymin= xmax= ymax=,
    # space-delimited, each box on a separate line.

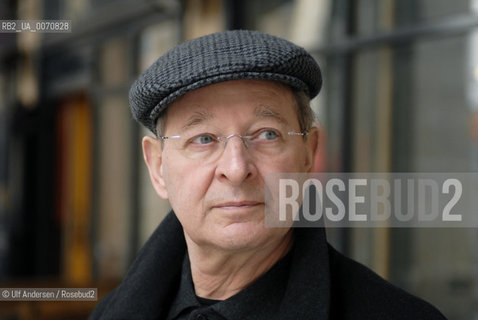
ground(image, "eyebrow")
xmin=180 ymin=105 xmax=287 ymax=131
xmin=254 ymin=105 xmax=288 ymax=125
xmin=181 ymin=110 xmax=215 ymax=131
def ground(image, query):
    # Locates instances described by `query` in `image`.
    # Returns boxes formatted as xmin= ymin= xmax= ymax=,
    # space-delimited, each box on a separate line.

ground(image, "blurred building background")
xmin=0 ymin=0 xmax=477 ymax=319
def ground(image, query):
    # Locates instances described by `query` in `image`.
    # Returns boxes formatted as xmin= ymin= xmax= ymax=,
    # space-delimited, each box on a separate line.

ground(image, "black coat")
xmin=90 ymin=212 xmax=446 ymax=319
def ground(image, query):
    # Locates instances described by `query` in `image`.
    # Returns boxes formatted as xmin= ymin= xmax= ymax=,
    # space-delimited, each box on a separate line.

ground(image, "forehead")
xmin=164 ymin=80 xmax=298 ymax=129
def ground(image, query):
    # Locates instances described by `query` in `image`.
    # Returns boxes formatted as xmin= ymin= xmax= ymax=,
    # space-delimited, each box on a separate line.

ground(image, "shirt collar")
xmin=166 ymin=254 xmax=200 ymax=319
xmin=167 ymin=250 xmax=292 ymax=320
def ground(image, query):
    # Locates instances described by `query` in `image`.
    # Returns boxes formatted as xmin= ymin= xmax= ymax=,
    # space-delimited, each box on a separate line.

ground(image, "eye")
xmin=256 ymin=129 xmax=279 ymax=141
xmin=191 ymin=134 xmax=216 ymax=145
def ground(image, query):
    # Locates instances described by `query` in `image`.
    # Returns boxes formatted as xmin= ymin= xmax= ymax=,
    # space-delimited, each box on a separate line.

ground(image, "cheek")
xmin=162 ymin=155 xmax=214 ymax=211
xmin=258 ymin=146 xmax=308 ymax=173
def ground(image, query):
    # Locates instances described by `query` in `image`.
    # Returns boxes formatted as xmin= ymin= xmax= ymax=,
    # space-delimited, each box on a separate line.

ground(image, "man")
xmin=90 ymin=30 xmax=445 ymax=319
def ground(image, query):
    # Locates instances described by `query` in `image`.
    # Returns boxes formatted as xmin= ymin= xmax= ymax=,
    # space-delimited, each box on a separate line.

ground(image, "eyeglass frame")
xmin=158 ymin=130 xmax=309 ymax=149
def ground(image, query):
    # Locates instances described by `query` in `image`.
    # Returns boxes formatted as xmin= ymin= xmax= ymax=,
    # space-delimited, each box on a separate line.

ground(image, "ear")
xmin=304 ymin=126 xmax=320 ymax=173
xmin=142 ymin=136 xmax=169 ymax=199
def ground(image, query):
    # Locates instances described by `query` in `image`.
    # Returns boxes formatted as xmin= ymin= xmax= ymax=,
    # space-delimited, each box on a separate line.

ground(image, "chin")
xmin=213 ymin=222 xmax=279 ymax=251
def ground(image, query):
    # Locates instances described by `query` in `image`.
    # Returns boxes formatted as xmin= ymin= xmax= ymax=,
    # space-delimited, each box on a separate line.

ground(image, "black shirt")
xmin=167 ymin=252 xmax=292 ymax=320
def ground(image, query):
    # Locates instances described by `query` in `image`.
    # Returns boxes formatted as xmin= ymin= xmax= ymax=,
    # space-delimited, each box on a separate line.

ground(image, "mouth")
xmin=212 ymin=201 xmax=263 ymax=210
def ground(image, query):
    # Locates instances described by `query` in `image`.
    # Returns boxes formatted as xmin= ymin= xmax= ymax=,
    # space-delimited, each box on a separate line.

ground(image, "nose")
xmin=215 ymin=135 xmax=256 ymax=185
xmin=222 ymin=134 xmax=249 ymax=148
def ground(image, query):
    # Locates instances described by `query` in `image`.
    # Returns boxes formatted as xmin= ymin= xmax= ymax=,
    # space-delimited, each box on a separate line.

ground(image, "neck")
xmin=185 ymin=230 xmax=293 ymax=300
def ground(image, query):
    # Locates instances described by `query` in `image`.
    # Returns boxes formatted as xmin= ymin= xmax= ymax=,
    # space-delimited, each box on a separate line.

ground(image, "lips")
xmin=212 ymin=201 xmax=263 ymax=209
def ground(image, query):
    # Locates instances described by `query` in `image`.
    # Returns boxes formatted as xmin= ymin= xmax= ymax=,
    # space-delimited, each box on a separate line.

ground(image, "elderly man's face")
xmin=143 ymin=79 xmax=318 ymax=252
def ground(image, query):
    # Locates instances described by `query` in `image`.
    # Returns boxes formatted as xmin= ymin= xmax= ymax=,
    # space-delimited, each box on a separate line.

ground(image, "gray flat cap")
xmin=129 ymin=29 xmax=322 ymax=133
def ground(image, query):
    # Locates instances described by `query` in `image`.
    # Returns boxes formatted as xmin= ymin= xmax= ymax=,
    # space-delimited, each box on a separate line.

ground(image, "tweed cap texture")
xmin=129 ymin=29 xmax=322 ymax=133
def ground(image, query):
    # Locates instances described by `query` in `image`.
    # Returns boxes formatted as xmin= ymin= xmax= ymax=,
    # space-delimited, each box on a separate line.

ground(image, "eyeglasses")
xmin=159 ymin=127 xmax=308 ymax=163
